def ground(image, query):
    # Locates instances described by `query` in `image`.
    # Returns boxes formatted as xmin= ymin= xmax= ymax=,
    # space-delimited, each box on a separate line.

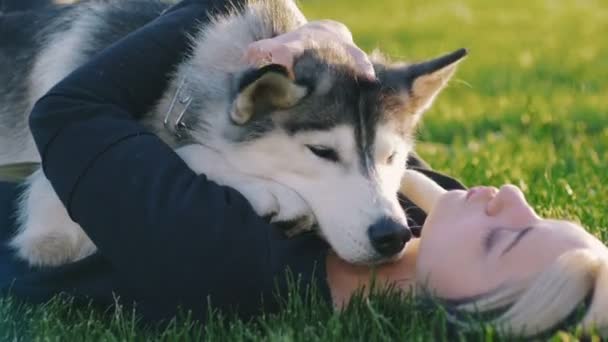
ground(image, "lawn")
xmin=2 ymin=0 xmax=607 ymax=340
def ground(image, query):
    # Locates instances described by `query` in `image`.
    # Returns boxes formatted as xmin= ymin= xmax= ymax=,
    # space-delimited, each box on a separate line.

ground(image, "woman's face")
xmin=416 ymin=184 xmax=606 ymax=300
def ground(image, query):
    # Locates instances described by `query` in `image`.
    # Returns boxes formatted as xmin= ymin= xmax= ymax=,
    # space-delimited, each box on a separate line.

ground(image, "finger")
xmin=400 ymin=170 xmax=447 ymax=214
xmin=244 ymin=41 xmax=274 ymax=66
xmin=309 ymin=20 xmax=354 ymax=43
xmin=346 ymin=45 xmax=376 ymax=80
xmin=268 ymin=44 xmax=297 ymax=78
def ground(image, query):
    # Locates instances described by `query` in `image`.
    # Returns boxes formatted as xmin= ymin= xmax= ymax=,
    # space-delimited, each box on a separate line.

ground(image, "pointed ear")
xmin=379 ymin=48 xmax=468 ymax=117
xmin=408 ymin=48 xmax=467 ymax=113
xmin=231 ymin=64 xmax=308 ymax=125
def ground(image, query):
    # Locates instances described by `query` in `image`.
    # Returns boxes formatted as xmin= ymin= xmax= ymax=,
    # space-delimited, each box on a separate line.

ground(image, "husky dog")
xmin=0 ymin=0 xmax=466 ymax=266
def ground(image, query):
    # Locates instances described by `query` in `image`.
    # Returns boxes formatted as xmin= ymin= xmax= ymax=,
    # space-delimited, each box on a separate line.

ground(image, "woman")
xmin=327 ymin=171 xmax=608 ymax=338
xmin=1 ymin=0 xmax=462 ymax=324
xmin=408 ymin=169 xmax=607 ymax=337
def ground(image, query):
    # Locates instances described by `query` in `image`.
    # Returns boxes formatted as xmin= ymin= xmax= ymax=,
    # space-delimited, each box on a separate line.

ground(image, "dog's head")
xmin=208 ymin=47 xmax=467 ymax=264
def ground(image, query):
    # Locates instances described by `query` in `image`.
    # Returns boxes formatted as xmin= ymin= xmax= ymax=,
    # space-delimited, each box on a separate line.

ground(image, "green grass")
xmin=2 ymin=0 xmax=607 ymax=340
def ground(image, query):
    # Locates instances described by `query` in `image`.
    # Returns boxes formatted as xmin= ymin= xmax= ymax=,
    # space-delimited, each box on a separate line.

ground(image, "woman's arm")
xmin=29 ymin=0 xmax=225 ymax=157
xmin=28 ymin=0 xmax=332 ymax=320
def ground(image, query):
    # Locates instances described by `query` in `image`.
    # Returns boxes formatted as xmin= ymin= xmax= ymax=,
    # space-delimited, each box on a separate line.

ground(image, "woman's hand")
xmin=245 ymin=20 xmax=376 ymax=80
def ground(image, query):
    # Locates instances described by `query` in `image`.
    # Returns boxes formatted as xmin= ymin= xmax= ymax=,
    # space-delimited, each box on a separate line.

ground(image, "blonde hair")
xmin=446 ymin=249 xmax=608 ymax=338
xmin=400 ymin=170 xmax=608 ymax=337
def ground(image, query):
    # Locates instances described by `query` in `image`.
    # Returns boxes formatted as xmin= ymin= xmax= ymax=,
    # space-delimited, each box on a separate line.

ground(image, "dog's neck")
xmin=152 ymin=0 xmax=308 ymax=147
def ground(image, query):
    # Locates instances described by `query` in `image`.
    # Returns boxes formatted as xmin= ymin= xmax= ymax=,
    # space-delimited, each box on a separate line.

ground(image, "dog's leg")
xmin=261 ymin=181 xmax=317 ymax=236
xmin=10 ymin=170 xmax=97 ymax=267
xmin=176 ymin=144 xmax=316 ymax=234
xmin=225 ymin=175 xmax=316 ymax=235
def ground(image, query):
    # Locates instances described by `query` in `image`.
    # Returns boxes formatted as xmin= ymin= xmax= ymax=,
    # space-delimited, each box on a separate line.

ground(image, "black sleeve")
xmin=28 ymin=0 xmax=330 ymax=320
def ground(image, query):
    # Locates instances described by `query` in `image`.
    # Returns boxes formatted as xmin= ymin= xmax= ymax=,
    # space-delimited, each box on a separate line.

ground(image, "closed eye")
xmin=484 ymin=226 xmax=534 ymax=255
xmin=306 ymin=145 xmax=339 ymax=162
xmin=501 ymin=227 xmax=533 ymax=255
xmin=387 ymin=151 xmax=397 ymax=165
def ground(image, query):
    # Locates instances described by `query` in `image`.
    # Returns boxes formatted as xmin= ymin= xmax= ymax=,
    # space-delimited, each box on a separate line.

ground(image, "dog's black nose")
xmin=368 ymin=218 xmax=411 ymax=257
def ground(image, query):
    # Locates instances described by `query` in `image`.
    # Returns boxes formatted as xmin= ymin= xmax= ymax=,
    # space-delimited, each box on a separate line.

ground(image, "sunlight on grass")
xmin=302 ymin=0 xmax=608 ymax=237
xmin=2 ymin=0 xmax=607 ymax=340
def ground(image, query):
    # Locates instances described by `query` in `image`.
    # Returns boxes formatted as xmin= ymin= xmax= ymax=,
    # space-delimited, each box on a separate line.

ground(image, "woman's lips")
xmin=466 ymin=187 xmax=479 ymax=200
xmin=466 ymin=186 xmax=497 ymax=201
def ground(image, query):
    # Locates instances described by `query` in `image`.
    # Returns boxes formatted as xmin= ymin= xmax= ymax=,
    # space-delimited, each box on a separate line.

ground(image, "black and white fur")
xmin=0 ymin=0 xmax=466 ymax=266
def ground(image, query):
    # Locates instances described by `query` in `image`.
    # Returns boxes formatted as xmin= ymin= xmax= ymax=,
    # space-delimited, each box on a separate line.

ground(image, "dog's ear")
xmin=231 ymin=64 xmax=308 ymax=125
xmin=378 ymin=48 xmax=467 ymax=120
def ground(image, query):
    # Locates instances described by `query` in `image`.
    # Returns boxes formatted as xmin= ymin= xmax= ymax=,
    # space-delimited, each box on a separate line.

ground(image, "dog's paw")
xmin=226 ymin=178 xmax=316 ymax=235
xmin=11 ymin=170 xmax=97 ymax=267
xmin=264 ymin=182 xmax=316 ymax=235
xmin=229 ymin=179 xmax=281 ymax=218
xmin=175 ymin=144 xmax=317 ymax=235
xmin=272 ymin=216 xmax=317 ymax=237
xmin=11 ymin=225 xmax=95 ymax=267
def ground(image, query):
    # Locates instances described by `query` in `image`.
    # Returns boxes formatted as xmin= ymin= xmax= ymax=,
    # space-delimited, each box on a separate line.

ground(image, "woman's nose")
xmin=486 ymin=184 xmax=537 ymax=220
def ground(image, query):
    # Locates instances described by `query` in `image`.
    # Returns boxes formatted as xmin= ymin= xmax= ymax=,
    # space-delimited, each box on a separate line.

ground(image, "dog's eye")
xmin=306 ymin=145 xmax=339 ymax=162
xmin=387 ymin=152 xmax=397 ymax=165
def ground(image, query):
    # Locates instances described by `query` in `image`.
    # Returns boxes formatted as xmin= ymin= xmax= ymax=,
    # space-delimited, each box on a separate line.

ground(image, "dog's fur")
xmin=0 ymin=0 xmax=466 ymax=266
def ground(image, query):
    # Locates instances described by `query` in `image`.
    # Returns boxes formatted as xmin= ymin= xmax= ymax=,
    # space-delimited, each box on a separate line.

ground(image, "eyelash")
xmin=306 ymin=145 xmax=339 ymax=162
xmin=484 ymin=228 xmax=514 ymax=253
xmin=306 ymin=144 xmax=400 ymax=165
xmin=484 ymin=226 xmax=534 ymax=254
xmin=483 ymin=229 xmax=500 ymax=252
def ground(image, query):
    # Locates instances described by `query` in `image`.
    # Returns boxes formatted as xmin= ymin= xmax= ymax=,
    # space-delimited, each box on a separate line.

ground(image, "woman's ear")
xmin=230 ymin=64 xmax=308 ymax=125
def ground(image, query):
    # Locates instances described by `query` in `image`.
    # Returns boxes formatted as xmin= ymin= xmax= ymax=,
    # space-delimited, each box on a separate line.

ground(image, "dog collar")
xmin=163 ymin=77 xmax=193 ymax=138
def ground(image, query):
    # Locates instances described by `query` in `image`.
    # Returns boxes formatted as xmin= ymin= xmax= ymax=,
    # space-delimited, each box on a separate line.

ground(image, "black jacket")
xmin=1 ymin=0 xmax=51 ymax=12
xmin=1 ymin=0 xmax=465 ymax=323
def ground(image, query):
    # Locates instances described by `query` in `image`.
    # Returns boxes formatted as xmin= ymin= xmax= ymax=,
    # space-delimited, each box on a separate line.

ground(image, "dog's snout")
xmin=368 ymin=218 xmax=411 ymax=257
